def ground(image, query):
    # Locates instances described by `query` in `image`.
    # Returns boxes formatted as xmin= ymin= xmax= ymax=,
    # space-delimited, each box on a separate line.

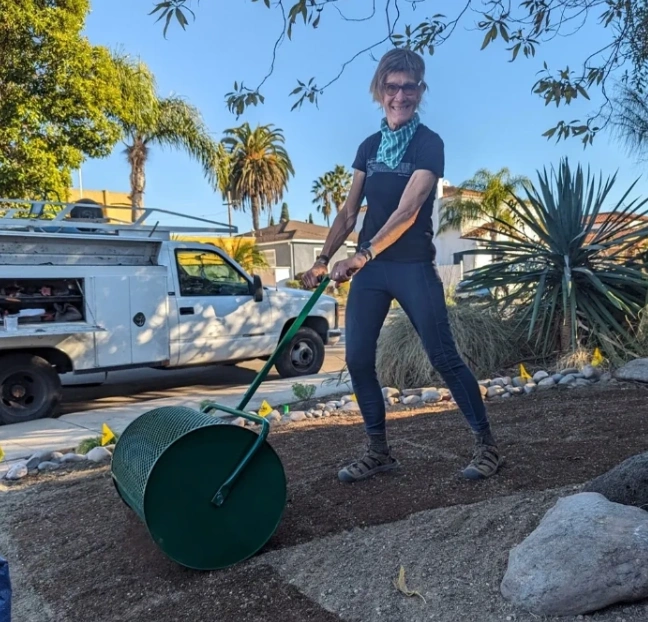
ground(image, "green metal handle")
xmin=204 ymin=275 xmax=331 ymax=507
xmin=201 ymin=403 xmax=270 ymax=507
xmin=235 ymin=275 xmax=331 ymax=412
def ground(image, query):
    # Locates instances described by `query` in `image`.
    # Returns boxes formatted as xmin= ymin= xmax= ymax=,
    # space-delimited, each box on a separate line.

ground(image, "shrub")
xmin=376 ymin=305 xmax=530 ymax=389
xmin=285 ymin=280 xmax=302 ymax=289
xmin=459 ymin=158 xmax=648 ymax=362
xmin=292 ymin=382 xmax=316 ymax=401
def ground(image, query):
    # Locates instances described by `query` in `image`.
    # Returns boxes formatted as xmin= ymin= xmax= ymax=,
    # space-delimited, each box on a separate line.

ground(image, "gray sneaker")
xmin=338 ymin=447 xmax=400 ymax=483
xmin=461 ymin=439 xmax=502 ymax=480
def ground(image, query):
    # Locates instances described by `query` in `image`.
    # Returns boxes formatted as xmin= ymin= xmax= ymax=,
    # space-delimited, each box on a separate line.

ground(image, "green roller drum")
xmin=111 ymin=276 xmax=331 ymax=570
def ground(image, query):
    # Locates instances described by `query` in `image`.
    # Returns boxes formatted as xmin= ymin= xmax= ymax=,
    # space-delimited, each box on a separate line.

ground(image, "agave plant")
xmin=460 ymin=158 xmax=648 ymax=358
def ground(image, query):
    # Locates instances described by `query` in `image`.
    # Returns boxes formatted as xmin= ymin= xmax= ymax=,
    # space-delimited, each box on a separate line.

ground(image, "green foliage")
xmin=284 ymin=279 xmax=303 ymax=289
xmin=77 ymin=434 xmax=120 ymax=455
xmin=0 ymin=0 xmax=127 ymax=200
xmin=312 ymin=165 xmax=352 ymax=226
xmin=280 ymin=202 xmax=290 ymax=222
xmin=222 ymin=124 xmax=294 ymax=231
xmin=218 ymin=238 xmax=268 ymax=273
xmin=147 ymin=0 xmax=648 ymax=146
xmin=114 ymin=57 xmax=219 ymax=212
xmin=460 ymin=158 xmax=648 ymax=361
xmin=438 ymin=168 xmax=529 ymax=239
xmin=292 ymin=382 xmax=316 ymax=401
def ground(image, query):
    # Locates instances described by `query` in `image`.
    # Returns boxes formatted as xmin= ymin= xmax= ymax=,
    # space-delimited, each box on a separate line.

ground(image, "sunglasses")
xmin=383 ymin=81 xmax=421 ymax=96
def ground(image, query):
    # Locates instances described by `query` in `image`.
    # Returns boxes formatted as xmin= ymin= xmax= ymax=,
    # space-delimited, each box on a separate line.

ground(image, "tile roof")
xmin=238 ymin=219 xmax=359 ymax=243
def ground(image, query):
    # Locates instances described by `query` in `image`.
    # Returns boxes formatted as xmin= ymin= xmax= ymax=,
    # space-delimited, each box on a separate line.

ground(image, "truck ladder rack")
xmin=0 ymin=198 xmax=237 ymax=239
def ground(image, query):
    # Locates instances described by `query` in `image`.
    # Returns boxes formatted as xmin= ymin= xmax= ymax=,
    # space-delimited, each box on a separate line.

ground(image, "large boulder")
xmin=501 ymin=492 xmax=648 ymax=616
xmin=582 ymin=451 xmax=648 ymax=509
xmin=614 ymin=358 xmax=648 ymax=383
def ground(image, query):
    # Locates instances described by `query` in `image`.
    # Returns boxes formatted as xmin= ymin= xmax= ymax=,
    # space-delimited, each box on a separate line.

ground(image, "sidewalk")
xmin=0 ymin=370 xmax=352 ymax=474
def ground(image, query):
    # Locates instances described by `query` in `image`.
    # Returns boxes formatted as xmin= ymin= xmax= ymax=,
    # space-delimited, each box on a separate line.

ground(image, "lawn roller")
xmin=111 ymin=276 xmax=332 ymax=571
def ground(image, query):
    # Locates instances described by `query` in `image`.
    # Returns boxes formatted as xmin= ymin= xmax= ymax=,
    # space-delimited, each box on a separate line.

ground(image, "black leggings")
xmin=344 ymin=260 xmax=491 ymax=436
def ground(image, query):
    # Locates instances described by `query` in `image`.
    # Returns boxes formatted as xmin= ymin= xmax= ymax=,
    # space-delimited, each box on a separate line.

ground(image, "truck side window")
xmin=176 ymin=250 xmax=250 ymax=297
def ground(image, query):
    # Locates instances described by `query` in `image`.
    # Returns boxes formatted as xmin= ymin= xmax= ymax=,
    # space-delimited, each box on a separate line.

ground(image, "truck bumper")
xmin=327 ymin=328 xmax=342 ymax=346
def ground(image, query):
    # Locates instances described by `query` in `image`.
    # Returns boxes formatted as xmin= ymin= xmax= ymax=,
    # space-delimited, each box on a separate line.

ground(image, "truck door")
xmin=170 ymin=247 xmax=274 ymax=366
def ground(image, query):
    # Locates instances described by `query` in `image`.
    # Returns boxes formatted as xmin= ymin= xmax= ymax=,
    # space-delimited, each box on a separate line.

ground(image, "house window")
xmin=313 ymin=247 xmax=323 ymax=262
xmin=261 ymin=249 xmax=277 ymax=268
xmin=453 ymin=252 xmax=464 ymax=266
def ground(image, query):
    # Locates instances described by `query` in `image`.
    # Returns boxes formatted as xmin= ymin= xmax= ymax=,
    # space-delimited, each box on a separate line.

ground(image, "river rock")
xmin=512 ymin=376 xmax=526 ymax=388
xmin=401 ymin=388 xmax=422 ymax=397
xmin=402 ymin=394 xmax=422 ymax=406
xmin=487 ymin=385 xmax=505 ymax=398
xmin=582 ymin=451 xmax=648 ymax=509
xmin=5 ymin=462 xmax=28 ymax=480
xmin=290 ymin=411 xmax=307 ymax=422
xmin=381 ymin=387 xmax=399 ymax=399
xmin=581 ymin=364 xmax=600 ymax=380
xmin=479 ymin=385 xmax=488 ymax=398
xmin=311 ymin=410 xmax=323 ymax=418
xmin=491 ymin=377 xmax=507 ymax=387
xmin=537 ymin=377 xmax=556 ymax=390
xmin=341 ymin=401 xmax=361 ymax=413
xmin=59 ymin=453 xmax=87 ymax=463
xmin=558 ymin=374 xmax=576 ymax=385
xmin=532 ymin=370 xmax=549 ymax=383
xmin=340 ymin=395 xmax=355 ymax=404
xmin=267 ymin=410 xmax=282 ymax=423
xmin=421 ymin=390 xmax=442 ymax=403
xmin=614 ymin=358 xmax=648 ymax=383
xmin=524 ymin=382 xmax=537 ymax=394
xmin=25 ymin=451 xmax=53 ymax=470
xmin=559 ymin=367 xmax=579 ymax=376
xmin=501 ymin=492 xmax=648 ymax=616
xmin=385 ymin=397 xmax=398 ymax=406
xmin=37 ymin=461 xmax=60 ymax=472
xmin=85 ymin=447 xmax=112 ymax=463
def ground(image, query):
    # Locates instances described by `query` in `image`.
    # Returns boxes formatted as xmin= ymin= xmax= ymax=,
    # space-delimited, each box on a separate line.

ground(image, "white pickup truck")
xmin=0 ymin=200 xmax=340 ymax=425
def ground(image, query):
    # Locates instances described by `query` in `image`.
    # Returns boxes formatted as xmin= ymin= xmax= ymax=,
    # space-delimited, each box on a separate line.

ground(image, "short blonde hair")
xmin=370 ymin=48 xmax=427 ymax=103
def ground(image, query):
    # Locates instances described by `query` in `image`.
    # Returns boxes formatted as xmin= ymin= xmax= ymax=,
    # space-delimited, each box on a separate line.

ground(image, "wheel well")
xmin=280 ymin=316 xmax=329 ymax=344
xmin=0 ymin=348 xmax=73 ymax=374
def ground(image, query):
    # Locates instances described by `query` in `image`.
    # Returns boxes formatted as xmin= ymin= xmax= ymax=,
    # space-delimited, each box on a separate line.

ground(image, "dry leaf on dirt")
xmin=393 ymin=565 xmax=426 ymax=603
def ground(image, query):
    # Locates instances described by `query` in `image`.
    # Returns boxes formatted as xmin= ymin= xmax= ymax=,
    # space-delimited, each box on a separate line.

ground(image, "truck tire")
xmin=274 ymin=327 xmax=325 ymax=378
xmin=0 ymin=353 xmax=62 ymax=425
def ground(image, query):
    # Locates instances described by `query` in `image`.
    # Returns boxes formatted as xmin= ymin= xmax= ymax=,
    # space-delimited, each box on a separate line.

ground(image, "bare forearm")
xmin=321 ymin=208 xmax=358 ymax=258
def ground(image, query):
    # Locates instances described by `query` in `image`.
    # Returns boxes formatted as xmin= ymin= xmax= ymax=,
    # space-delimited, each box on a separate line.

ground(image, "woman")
xmin=302 ymin=48 xmax=502 ymax=483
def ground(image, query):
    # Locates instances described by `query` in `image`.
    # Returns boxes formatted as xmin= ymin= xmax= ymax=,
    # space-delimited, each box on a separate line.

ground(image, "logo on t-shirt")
xmin=366 ymin=158 xmax=414 ymax=178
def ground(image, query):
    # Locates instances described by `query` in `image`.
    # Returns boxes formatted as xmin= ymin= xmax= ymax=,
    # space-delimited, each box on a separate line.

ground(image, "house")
xmin=238 ymin=220 xmax=358 ymax=286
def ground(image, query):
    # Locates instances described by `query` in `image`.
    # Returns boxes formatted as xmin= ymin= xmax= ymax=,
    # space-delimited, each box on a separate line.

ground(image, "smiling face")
xmin=381 ymin=72 xmax=422 ymax=130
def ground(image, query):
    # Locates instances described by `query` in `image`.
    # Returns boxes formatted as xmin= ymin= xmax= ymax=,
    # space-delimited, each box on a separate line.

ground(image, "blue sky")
xmin=80 ymin=0 xmax=648 ymax=233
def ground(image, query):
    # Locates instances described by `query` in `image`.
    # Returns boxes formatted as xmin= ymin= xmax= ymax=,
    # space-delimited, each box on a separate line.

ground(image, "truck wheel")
xmin=275 ymin=327 xmax=325 ymax=378
xmin=0 ymin=354 xmax=62 ymax=425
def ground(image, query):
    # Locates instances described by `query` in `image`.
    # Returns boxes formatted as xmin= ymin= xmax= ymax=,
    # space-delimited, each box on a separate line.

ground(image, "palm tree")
xmin=312 ymin=165 xmax=352 ymax=226
xmin=312 ymin=176 xmax=332 ymax=225
xmin=212 ymin=142 xmax=237 ymax=233
xmin=438 ymin=167 xmax=530 ymax=242
xmin=219 ymin=237 xmax=268 ymax=273
xmin=114 ymin=57 xmax=218 ymax=219
xmin=328 ymin=164 xmax=352 ymax=213
xmin=221 ymin=123 xmax=294 ymax=231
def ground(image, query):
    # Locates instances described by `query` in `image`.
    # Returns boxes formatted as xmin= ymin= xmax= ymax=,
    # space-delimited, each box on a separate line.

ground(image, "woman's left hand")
xmin=330 ymin=254 xmax=367 ymax=284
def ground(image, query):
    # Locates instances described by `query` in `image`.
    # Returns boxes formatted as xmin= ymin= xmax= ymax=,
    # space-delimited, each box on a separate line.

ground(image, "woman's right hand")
xmin=301 ymin=262 xmax=328 ymax=289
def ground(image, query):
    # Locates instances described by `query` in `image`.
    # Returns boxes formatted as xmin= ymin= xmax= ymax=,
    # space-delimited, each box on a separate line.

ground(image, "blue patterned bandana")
xmin=376 ymin=113 xmax=420 ymax=169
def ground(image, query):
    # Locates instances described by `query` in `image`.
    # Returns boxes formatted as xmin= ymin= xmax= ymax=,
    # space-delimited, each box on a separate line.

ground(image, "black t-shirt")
xmin=352 ymin=124 xmax=444 ymax=262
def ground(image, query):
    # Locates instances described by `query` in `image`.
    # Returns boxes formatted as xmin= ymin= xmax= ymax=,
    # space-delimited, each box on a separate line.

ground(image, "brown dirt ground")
xmin=2 ymin=382 xmax=648 ymax=621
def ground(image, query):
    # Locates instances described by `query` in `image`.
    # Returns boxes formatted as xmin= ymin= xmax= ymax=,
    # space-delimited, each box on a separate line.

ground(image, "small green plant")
xmin=285 ymin=279 xmax=302 ymax=289
xmin=77 ymin=434 xmax=120 ymax=455
xmin=292 ymin=382 xmax=316 ymax=401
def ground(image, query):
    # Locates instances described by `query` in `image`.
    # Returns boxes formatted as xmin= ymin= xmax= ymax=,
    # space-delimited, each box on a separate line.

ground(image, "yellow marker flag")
xmin=351 ymin=394 xmax=357 ymax=402
xmin=519 ymin=364 xmax=532 ymax=381
xmin=592 ymin=347 xmax=605 ymax=367
xmin=0 ymin=446 xmax=4 ymax=462
xmin=258 ymin=400 xmax=273 ymax=417
xmin=101 ymin=423 xmax=115 ymax=446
